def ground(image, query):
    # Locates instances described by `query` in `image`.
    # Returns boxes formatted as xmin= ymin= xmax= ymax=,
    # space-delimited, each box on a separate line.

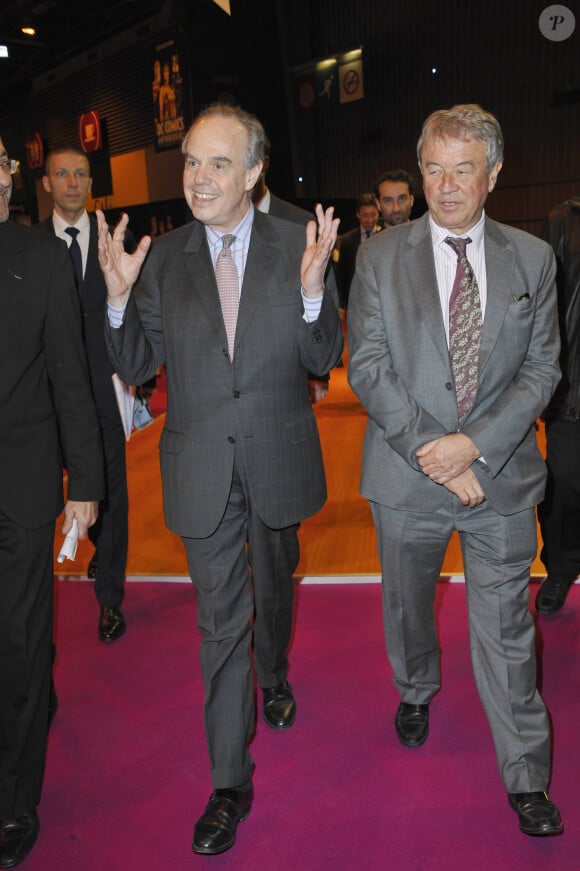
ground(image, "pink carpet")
xmin=32 ymin=580 xmax=579 ymax=870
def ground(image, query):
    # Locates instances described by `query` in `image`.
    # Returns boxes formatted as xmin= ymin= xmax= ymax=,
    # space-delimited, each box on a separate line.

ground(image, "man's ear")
xmin=246 ymin=161 xmax=263 ymax=192
xmin=41 ymin=175 xmax=51 ymax=193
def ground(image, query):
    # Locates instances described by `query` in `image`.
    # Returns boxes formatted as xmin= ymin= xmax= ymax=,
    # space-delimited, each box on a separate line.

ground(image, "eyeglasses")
xmin=0 ymin=158 xmax=19 ymax=175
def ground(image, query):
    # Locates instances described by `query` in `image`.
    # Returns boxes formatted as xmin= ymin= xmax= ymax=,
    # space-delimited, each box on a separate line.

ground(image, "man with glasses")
xmin=0 ymin=137 xmax=103 ymax=867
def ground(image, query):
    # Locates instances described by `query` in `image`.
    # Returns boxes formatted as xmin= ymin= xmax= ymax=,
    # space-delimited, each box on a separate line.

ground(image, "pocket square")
xmin=512 ymin=292 xmax=530 ymax=301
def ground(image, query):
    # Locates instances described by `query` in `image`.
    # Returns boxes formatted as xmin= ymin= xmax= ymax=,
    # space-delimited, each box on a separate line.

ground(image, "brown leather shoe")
xmin=192 ymin=784 xmax=253 ymax=854
xmin=98 ymin=605 xmax=126 ymax=642
xmin=262 ymin=681 xmax=296 ymax=730
xmin=508 ymin=791 xmax=563 ymax=836
xmin=0 ymin=810 xmax=39 ymax=869
xmin=395 ymin=702 xmax=429 ymax=747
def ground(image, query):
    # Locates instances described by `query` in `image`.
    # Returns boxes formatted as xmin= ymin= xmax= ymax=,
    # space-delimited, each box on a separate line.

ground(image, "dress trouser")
xmin=182 ymin=448 xmax=299 ymax=790
xmin=538 ymin=416 xmax=580 ymax=582
xmin=0 ymin=511 xmax=54 ymax=818
xmin=88 ymin=413 xmax=128 ymax=607
xmin=370 ymin=495 xmax=552 ymax=793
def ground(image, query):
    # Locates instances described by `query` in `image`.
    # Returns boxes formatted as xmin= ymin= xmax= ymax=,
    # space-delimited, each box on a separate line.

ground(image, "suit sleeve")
xmin=298 ymin=267 xmax=343 ymax=376
xmin=347 ymin=243 xmax=449 ymax=470
xmin=105 ymin=251 xmax=166 ymax=387
xmin=46 ymin=242 xmax=105 ymax=501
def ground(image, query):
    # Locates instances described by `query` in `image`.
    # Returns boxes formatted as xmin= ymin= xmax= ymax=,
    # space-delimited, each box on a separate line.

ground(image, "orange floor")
xmin=54 ymin=351 xmax=548 ymax=579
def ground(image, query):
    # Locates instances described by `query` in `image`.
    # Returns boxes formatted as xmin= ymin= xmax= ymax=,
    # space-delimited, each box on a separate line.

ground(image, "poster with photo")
xmin=153 ymin=37 xmax=188 ymax=151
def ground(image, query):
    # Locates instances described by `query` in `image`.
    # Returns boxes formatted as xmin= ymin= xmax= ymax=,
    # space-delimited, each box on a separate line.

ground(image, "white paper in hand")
xmin=57 ymin=518 xmax=79 ymax=563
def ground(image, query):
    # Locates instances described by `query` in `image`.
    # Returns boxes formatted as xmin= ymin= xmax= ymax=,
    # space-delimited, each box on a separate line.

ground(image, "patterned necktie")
xmin=215 ymin=234 xmax=239 ymax=359
xmin=65 ymin=226 xmax=83 ymax=289
xmin=445 ymin=236 xmax=482 ymax=426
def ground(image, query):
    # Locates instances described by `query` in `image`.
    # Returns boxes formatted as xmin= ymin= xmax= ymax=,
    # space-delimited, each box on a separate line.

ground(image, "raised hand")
xmin=96 ymin=210 xmax=152 ymax=305
xmin=301 ymin=203 xmax=340 ymax=298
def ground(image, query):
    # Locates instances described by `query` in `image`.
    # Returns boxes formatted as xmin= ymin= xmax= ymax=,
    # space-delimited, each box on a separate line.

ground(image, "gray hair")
xmin=417 ymin=104 xmax=504 ymax=173
xmin=182 ymin=103 xmax=267 ymax=169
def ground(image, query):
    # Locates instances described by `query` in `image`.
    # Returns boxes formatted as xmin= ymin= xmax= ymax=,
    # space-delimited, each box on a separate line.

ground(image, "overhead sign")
xmin=78 ymin=109 xmax=103 ymax=152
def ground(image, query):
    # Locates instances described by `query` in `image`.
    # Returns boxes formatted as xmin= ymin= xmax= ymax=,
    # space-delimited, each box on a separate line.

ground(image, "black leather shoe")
xmin=98 ymin=605 xmax=126 ymax=642
xmin=192 ymin=784 xmax=253 ymax=854
xmin=87 ymin=553 xmax=98 ymax=579
xmin=395 ymin=702 xmax=429 ymax=747
xmin=535 ymin=577 xmax=574 ymax=614
xmin=0 ymin=810 xmax=39 ymax=869
xmin=508 ymin=791 xmax=563 ymax=836
xmin=262 ymin=681 xmax=296 ymax=730
xmin=48 ymin=679 xmax=58 ymax=728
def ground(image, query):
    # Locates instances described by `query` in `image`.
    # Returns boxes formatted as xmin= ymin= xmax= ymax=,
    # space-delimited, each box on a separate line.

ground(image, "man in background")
xmin=252 ymin=137 xmax=332 ymax=402
xmin=0 ymin=136 xmax=103 ymax=868
xmin=39 ymin=147 xmax=131 ymax=642
xmin=375 ymin=168 xmax=415 ymax=228
xmin=536 ymin=195 xmax=580 ymax=613
xmin=335 ymin=191 xmax=381 ymax=311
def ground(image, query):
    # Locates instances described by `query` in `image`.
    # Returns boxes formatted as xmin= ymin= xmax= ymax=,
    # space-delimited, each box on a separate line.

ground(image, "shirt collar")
xmin=52 ymin=209 xmax=90 ymax=236
xmin=429 ymin=210 xmax=486 ymax=249
xmin=205 ymin=202 xmax=255 ymax=249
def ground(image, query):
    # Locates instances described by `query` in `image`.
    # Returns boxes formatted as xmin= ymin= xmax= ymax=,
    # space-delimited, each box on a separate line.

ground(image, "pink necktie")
xmin=215 ymin=234 xmax=239 ymax=359
xmin=445 ymin=236 xmax=482 ymax=426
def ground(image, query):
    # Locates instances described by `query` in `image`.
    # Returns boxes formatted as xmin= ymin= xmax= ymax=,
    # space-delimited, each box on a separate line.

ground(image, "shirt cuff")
xmin=107 ymin=300 xmax=127 ymax=329
xmin=301 ymin=288 xmax=323 ymax=323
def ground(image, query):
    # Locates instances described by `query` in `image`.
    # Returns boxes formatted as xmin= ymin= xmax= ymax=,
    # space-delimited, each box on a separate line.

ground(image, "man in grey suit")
xmin=97 ymin=103 xmax=342 ymax=854
xmin=348 ymin=104 xmax=563 ymax=836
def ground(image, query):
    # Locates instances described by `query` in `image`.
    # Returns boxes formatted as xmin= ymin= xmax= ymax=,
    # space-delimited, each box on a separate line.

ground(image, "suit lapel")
xmin=406 ymin=216 xmax=451 ymax=370
xmin=233 ymin=212 xmax=277 ymax=354
xmin=479 ymin=218 xmax=514 ymax=376
xmin=183 ymin=220 xmax=226 ymax=332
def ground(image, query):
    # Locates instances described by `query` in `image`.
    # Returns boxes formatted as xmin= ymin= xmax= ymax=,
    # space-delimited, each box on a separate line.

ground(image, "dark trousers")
xmin=182 ymin=453 xmax=299 ymax=790
xmin=0 ymin=511 xmax=54 ymax=817
xmin=89 ymin=414 xmax=128 ymax=607
xmin=538 ymin=417 xmax=580 ymax=582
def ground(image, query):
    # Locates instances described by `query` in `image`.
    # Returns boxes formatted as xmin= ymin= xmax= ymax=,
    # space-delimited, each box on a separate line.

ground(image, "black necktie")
xmin=65 ymin=226 xmax=83 ymax=288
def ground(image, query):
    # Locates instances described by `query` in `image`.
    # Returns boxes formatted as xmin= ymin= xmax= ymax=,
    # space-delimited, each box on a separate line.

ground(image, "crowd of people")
xmin=0 ymin=98 xmax=575 ymax=865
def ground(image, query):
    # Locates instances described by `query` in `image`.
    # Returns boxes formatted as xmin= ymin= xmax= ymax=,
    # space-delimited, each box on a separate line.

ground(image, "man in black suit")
xmin=0 ymin=136 xmax=103 ymax=868
xmin=97 ymin=102 xmax=343 ymax=854
xmin=335 ymin=192 xmax=381 ymax=311
xmin=39 ymin=147 xmax=130 ymax=642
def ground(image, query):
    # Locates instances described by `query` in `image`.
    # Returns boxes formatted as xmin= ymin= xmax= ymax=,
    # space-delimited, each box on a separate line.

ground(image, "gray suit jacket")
xmin=347 ymin=212 xmax=561 ymax=516
xmin=106 ymin=209 xmax=343 ymax=537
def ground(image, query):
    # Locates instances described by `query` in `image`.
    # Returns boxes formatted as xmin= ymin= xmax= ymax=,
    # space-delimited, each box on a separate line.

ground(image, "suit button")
xmin=232 ymin=390 xmax=240 ymax=398
xmin=445 ymin=382 xmax=453 ymax=390
xmin=227 ymin=436 xmax=235 ymax=444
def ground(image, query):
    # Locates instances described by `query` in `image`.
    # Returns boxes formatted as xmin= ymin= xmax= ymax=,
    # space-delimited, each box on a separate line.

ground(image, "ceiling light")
xmin=21 ymin=27 xmax=36 ymax=37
